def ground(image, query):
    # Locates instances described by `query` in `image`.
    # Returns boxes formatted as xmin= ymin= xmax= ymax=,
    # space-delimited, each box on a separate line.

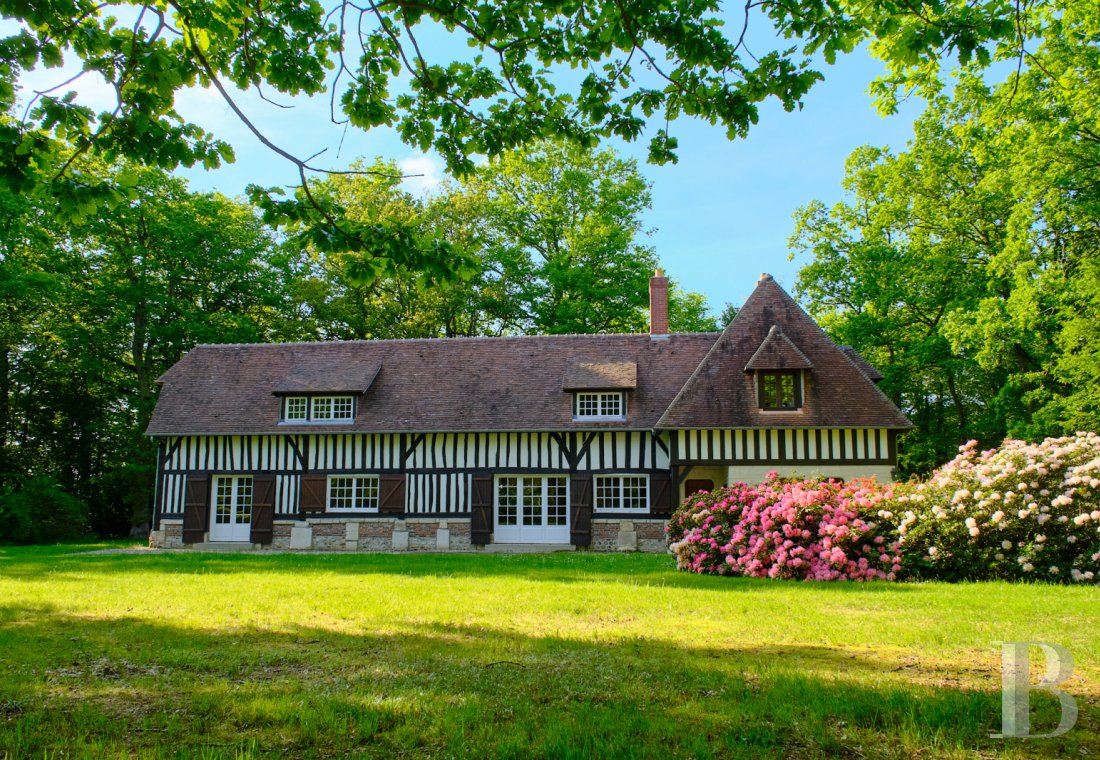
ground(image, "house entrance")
xmin=210 ymin=475 xmax=253 ymax=542
xmin=494 ymin=475 xmax=569 ymax=543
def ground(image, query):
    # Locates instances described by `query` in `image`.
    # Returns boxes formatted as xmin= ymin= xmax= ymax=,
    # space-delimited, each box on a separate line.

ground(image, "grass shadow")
xmin=0 ymin=605 xmax=1095 ymax=758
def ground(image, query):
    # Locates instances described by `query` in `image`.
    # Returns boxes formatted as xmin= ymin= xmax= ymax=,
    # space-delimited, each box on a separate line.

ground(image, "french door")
xmin=494 ymin=475 xmax=570 ymax=543
xmin=210 ymin=475 xmax=253 ymax=542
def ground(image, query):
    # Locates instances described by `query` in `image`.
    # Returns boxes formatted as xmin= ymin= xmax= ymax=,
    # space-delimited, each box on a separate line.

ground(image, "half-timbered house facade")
xmin=147 ymin=272 xmax=910 ymax=551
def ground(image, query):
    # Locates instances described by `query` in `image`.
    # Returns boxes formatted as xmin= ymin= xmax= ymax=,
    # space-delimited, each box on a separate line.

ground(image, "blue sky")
xmin=11 ymin=11 xmax=926 ymax=315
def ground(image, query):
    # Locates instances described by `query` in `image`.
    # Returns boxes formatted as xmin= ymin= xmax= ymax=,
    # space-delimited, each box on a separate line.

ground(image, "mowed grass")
xmin=0 ymin=545 xmax=1097 ymax=759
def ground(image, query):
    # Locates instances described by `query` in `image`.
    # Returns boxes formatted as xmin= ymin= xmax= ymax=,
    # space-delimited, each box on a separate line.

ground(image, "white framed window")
xmin=327 ymin=475 xmax=380 ymax=511
xmin=573 ymin=391 xmax=625 ymax=420
xmin=281 ymin=395 xmax=356 ymax=423
xmin=494 ymin=474 xmax=570 ymax=543
xmin=284 ymin=396 xmax=308 ymax=421
xmin=594 ymin=474 xmax=649 ymax=512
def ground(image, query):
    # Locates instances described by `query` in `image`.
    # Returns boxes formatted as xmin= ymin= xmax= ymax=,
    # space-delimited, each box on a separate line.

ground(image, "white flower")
xmin=1002 ymin=540 xmax=1013 ymax=550
xmin=991 ymin=510 xmax=1005 ymax=523
xmin=969 ymin=527 xmax=980 ymax=537
xmin=995 ymin=553 xmax=1005 ymax=560
xmin=1049 ymin=566 xmax=1059 ymax=574
xmin=1038 ymin=514 xmax=1051 ymax=525
xmin=1023 ymin=563 xmax=1034 ymax=572
xmin=928 ymin=547 xmax=938 ymax=556
xmin=1068 ymin=536 xmax=1077 ymax=544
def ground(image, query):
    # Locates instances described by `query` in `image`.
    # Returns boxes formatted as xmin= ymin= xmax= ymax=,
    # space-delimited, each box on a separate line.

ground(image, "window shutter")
xmin=182 ymin=474 xmax=209 ymax=544
xmin=570 ymin=474 xmax=592 ymax=547
xmin=379 ymin=474 xmax=406 ymax=514
xmin=470 ymin=474 xmax=493 ymax=546
xmin=251 ymin=474 xmax=276 ymax=544
xmin=299 ymin=474 xmax=327 ymax=514
xmin=650 ymin=471 xmax=675 ymax=516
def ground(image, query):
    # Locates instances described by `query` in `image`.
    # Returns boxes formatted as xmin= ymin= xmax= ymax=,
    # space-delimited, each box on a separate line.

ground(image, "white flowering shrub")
xmin=882 ymin=433 xmax=1100 ymax=583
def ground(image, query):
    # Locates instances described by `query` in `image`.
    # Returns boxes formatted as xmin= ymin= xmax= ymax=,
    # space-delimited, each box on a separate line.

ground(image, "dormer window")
xmin=282 ymin=395 xmax=355 ymax=423
xmin=563 ymin=361 xmax=636 ymax=422
xmin=573 ymin=391 xmax=625 ymax=420
xmin=284 ymin=396 xmax=308 ymax=421
xmin=758 ymin=371 xmax=802 ymax=411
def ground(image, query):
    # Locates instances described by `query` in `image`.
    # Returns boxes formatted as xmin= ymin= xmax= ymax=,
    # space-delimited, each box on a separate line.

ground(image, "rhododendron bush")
xmin=885 ymin=433 xmax=1100 ymax=583
xmin=667 ymin=476 xmax=902 ymax=580
xmin=667 ymin=433 xmax=1100 ymax=584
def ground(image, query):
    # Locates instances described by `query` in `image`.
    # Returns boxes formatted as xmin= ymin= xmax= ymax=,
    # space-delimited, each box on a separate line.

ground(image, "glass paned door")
xmin=495 ymin=475 xmax=569 ymax=543
xmin=210 ymin=476 xmax=253 ymax=542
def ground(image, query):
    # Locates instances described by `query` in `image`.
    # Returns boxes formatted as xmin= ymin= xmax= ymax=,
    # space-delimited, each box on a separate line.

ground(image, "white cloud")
xmin=398 ymin=153 xmax=445 ymax=196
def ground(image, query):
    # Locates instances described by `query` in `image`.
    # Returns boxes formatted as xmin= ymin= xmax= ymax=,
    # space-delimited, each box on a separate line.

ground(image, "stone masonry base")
xmin=151 ymin=516 xmax=666 ymax=553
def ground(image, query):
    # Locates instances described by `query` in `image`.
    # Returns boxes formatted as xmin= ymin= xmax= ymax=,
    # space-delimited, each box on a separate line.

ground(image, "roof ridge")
xmin=655 ymin=276 xmax=911 ymax=429
xmin=655 ymin=285 xmax=764 ymax=428
xmin=193 ymin=331 xmax=721 ymax=349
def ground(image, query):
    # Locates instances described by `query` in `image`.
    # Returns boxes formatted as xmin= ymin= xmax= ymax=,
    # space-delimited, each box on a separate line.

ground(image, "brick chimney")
xmin=649 ymin=268 xmax=669 ymax=339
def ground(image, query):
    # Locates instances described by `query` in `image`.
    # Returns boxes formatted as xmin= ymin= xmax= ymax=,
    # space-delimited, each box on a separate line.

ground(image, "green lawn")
xmin=0 ymin=545 xmax=1097 ymax=758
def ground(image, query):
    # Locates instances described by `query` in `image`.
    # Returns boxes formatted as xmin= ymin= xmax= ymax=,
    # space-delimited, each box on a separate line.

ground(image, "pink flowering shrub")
xmin=882 ymin=433 xmax=1100 ymax=583
xmin=667 ymin=474 xmax=901 ymax=581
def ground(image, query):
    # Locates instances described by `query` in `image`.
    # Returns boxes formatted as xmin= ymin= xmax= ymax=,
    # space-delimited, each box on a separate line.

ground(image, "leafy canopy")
xmin=2 ymin=0 xmax=1036 ymax=273
xmin=791 ymin=1 xmax=1100 ymax=474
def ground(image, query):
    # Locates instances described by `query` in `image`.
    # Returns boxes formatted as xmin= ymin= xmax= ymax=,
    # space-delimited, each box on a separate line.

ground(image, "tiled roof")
xmin=656 ymin=275 xmax=911 ymax=430
xmin=839 ymin=346 xmax=884 ymax=383
xmin=744 ymin=325 xmax=813 ymax=371
xmin=273 ymin=358 xmax=382 ymax=394
xmin=562 ymin=361 xmax=637 ymax=390
xmin=147 ymin=333 xmax=719 ymax=435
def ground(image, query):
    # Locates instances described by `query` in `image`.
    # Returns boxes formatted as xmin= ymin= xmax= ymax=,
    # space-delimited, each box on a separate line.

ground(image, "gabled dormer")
xmin=655 ymin=273 xmax=911 ymax=430
xmin=744 ymin=325 xmax=813 ymax=412
xmin=273 ymin=358 xmax=381 ymax=425
xmin=563 ymin=361 xmax=637 ymax=422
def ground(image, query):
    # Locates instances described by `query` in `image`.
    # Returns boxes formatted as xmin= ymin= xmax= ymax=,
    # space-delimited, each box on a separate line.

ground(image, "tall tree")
xmin=791 ymin=5 xmax=1100 ymax=474
xmin=457 ymin=141 xmax=658 ymax=334
xmin=0 ymin=161 xmax=301 ymax=535
xmin=293 ymin=144 xmax=718 ymax=337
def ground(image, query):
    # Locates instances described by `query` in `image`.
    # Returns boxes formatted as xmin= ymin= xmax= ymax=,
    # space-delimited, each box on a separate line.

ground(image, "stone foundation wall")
xmin=149 ymin=519 xmax=184 ymax=549
xmin=591 ymin=519 xmax=669 ymax=553
xmin=357 ymin=520 xmax=394 ymax=551
xmin=636 ymin=520 xmax=668 ymax=553
xmin=151 ymin=515 xmax=667 ymax=552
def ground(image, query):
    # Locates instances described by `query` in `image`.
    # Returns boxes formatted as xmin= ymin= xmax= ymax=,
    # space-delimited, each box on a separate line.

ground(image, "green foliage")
xmin=290 ymin=143 xmax=716 ymax=338
xmin=668 ymin=283 xmax=721 ymax=332
xmin=882 ymin=434 xmax=1100 ymax=584
xmin=0 ymin=0 xmax=1043 ymax=280
xmin=0 ymin=160 xmax=303 ymax=536
xmin=791 ymin=6 xmax=1100 ymax=475
xmin=0 ymin=475 xmax=88 ymax=544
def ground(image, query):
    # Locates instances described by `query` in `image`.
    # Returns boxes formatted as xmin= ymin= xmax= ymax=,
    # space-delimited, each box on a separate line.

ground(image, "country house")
xmin=147 ymin=272 xmax=910 ymax=551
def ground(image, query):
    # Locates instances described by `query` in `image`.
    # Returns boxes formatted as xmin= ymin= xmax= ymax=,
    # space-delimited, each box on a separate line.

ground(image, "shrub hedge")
xmin=668 ymin=432 xmax=1100 ymax=584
